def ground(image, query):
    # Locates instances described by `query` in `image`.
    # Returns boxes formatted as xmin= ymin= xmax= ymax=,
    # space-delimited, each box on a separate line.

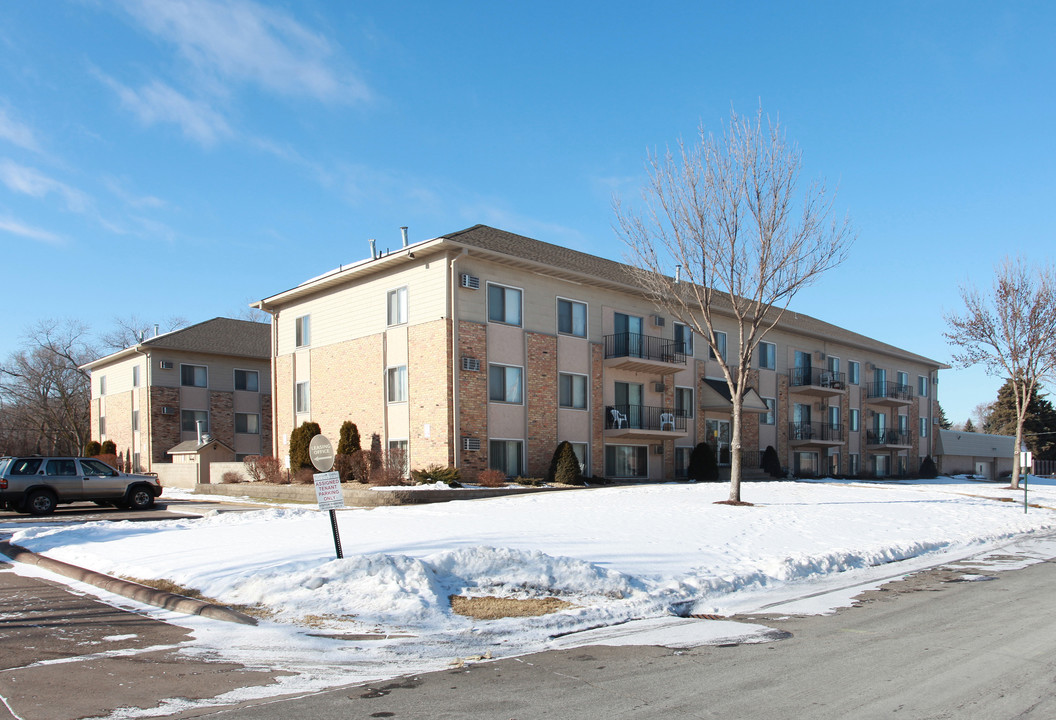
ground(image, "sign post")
xmin=309 ymin=434 xmax=345 ymax=558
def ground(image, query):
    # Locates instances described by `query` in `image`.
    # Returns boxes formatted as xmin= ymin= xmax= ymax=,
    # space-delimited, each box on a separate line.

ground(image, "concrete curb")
xmin=0 ymin=540 xmax=258 ymax=626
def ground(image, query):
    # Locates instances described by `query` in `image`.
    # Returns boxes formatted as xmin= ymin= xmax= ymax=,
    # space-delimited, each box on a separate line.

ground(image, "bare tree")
xmin=0 ymin=319 xmax=95 ymax=455
xmin=100 ymin=315 xmax=189 ymax=353
xmin=945 ymin=257 xmax=1056 ymax=488
xmin=616 ymin=107 xmax=854 ymax=503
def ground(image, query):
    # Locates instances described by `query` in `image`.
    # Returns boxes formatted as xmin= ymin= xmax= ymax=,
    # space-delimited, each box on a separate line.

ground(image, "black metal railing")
xmin=740 ymin=449 xmax=763 ymax=470
xmin=605 ymin=404 xmax=687 ymax=432
xmin=604 ymin=333 xmax=687 ymax=365
xmin=866 ymin=429 xmax=912 ymax=446
xmin=867 ymin=381 xmax=914 ymax=401
xmin=789 ymin=367 xmax=847 ymax=389
xmin=788 ymin=421 xmax=844 ymax=442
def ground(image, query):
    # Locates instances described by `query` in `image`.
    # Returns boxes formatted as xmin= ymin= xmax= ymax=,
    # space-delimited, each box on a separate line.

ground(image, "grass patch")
xmin=121 ymin=576 xmax=274 ymax=620
xmin=449 ymin=594 xmax=575 ymax=620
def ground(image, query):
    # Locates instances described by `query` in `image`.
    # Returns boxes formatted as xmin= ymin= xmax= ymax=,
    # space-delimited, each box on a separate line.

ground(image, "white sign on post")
xmin=313 ymin=471 xmax=344 ymax=510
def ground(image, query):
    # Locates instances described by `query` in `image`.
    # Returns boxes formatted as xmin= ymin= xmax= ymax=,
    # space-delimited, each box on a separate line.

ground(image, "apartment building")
xmin=82 ymin=318 xmax=272 ymax=470
xmin=255 ymin=225 xmax=943 ymax=480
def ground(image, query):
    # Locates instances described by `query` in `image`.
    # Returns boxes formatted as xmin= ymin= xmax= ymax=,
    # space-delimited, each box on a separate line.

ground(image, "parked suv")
xmin=0 ymin=456 xmax=163 ymax=516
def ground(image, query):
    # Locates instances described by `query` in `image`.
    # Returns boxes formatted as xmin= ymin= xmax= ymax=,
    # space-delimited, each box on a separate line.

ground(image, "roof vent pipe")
xmin=153 ymin=323 xmax=160 ymax=337
xmin=369 ymin=239 xmax=377 ymax=260
xmin=675 ymin=265 xmax=681 ymax=284
xmin=401 ymin=226 xmax=409 ymax=248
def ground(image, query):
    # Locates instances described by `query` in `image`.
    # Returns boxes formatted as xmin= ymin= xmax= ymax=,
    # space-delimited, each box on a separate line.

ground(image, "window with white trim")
xmin=489 ymin=364 xmax=523 ymax=404
xmin=295 ymin=381 xmax=310 ymax=414
xmin=919 ymin=417 xmax=928 ymax=438
xmin=387 ymin=366 xmax=408 ymax=403
xmin=132 ymin=410 xmax=139 ymax=432
xmin=132 ymin=366 xmax=140 ymax=387
xmin=675 ymin=387 xmax=694 ymax=418
xmin=760 ymin=397 xmax=776 ymax=425
xmin=235 ymin=369 xmax=259 ymax=392
xmin=559 ymin=373 xmax=587 ymax=409
xmin=759 ymin=341 xmax=776 ymax=370
xmin=918 ymin=375 xmax=929 ymax=397
xmin=674 ymin=323 xmax=694 ymax=356
xmin=489 ymin=439 xmax=524 ymax=477
xmin=710 ymin=331 xmax=727 ymax=361
xmin=235 ymin=413 xmax=260 ymax=434
xmin=605 ymin=445 xmax=648 ymax=478
xmin=387 ymin=287 xmax=408 ymax=326
xmin=181 ymin=409 xmax=208 ymax=433
xmin=295 ymin=315 xmax=310 ymax=347
xmin=487 ymin=284 xmax=522 ymax=326
xmin=850 ymin=408 xmax=860 ymax=432
xmin=99 ymin=375 xmax=107 ymax=395
xmin=557 ymin=298 xmax=587 ymax=337
xmin=848 ymin=361 xmax=860 ymax=385
xmin=180 ymin=364 xmax=207 ymax=388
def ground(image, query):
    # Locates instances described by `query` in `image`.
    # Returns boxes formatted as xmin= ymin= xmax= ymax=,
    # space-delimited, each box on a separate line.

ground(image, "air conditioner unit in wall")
xmin=462 ymin=437 xmax=481 ymax=451
xmin=160 ymin=361 xmax=174 ymax=369
xmin=652 ymin=315 xmax=665 ymax=327
xmin=161 ymin=406 xmax=175 ymax=415
xmin=462 ymin=357 xmax=481 ymax=372
xmin=460 ymin=274 xmax=480 ymax=290
xmin=653 ymin=381 xmax=665 ymax=392
xmin=652 ymin=444 xmax=664 ymax=455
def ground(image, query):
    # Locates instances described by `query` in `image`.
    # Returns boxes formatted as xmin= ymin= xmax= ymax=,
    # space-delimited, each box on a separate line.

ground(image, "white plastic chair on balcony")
xmin=660 ymin=412 xmax=675 ymax=431
xmin=610 ymin=407 xmax=628 ymax=429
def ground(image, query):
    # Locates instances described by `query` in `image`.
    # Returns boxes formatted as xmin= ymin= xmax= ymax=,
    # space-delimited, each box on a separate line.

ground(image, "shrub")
xmin=97 ymin=453 xmax=119 ymax=470
xmin=83 ymin=440 xmax=102 ymax=457
xmin=369 ymin=434 xmax=383 ymax=470
xmin=762 ymin=445 xmax=783 ymax=478
xmin=410 ymin=464 xmax=462 ymax=485
xmin=547 ymin=441 xmax=584 ymax=485
xmin=124 ymin=449 xmax=132 ymax=472
xmin=100 ymin=439 xmax=117 ymax=455
xmin=293 ymin=467 xmax=316 ymax=485
xmin=919 ymin=455 xmax=939 ymax=479
xmin=382 ymin=446 xmax=408 ymax=485
xmin=688 ymin=442 xmax=719 ymax=482
xmin=476 ymin=468 xmax=507 ymax=487
xmin=244 ymin=456 xmax=284 ymax=483
xmin=345 ymin=451 xmax=371 ymax=484
xmin=221 ymin=471 xmax=243 ymax=484
xmin=289 ymin=421 xmax=322 ymax=470
xmin=337 ymin=421 xmax=361 ymax=456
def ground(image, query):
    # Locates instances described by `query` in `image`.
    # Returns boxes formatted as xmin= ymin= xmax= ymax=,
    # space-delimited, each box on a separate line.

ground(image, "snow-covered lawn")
xmin=6 ymin=476 xmax=1056 ymax=712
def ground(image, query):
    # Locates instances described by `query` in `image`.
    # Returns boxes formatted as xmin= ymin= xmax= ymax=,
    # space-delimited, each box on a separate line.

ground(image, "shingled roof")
xmin=140 ymin=317 xmax=270 ymax=358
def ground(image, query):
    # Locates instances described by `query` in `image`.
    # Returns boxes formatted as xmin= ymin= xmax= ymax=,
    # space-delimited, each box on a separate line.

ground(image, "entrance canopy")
xmin=699 ymin=378 xmax=769 ymax=413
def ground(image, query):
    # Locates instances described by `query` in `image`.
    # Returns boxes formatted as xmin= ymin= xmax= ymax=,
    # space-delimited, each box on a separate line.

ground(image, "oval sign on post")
xmin=308 ymin=434 xmax=335 ymax=472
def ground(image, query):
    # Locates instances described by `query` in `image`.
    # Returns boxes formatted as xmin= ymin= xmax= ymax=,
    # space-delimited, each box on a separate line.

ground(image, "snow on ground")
xmin=5 ymin=476 xmax=1056 ymax=715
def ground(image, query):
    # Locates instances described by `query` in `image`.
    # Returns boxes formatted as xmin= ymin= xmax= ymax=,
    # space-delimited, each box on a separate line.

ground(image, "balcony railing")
xmin=605 ymin=404 xmax=687 ymax=432
xmin=789 ymin=367 xmax=847 ymax=390
xmin=867 ymin=381 xmax=914 ymax=402
xmin=866 ymin=429 xmax=912 ymax=446
xmin=604 ymin=333 xmax=687 ymax=365
xmin=788 ymin=421 xmax=844 ymax=443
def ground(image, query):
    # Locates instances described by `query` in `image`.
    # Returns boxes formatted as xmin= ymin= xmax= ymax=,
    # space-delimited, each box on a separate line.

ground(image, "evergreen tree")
xmin=963 ymin=418 xmax=977 ymax=433
xmin=919 ymin=455 xmax=938 ymax=479
xmin=983 ymin=379 xmax=1056 ymax=460
xmin=761 ymin=445 xmax=783 ymax=478
xmin=688 ymin=442 xmax=719 ymax=482
xmin=289 ymin=421 xmax=322 ymax=470
xmin=337 ymin=421 xmax=361 ymax=456
xmin=546 ymin=441 xmax=583 ymax=485
xmin=935 ymin=402 xmax=952 ymax=430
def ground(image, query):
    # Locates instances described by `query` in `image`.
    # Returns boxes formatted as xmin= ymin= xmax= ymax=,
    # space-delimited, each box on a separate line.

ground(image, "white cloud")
xmin=0 ymin=107 xmax=40 ymax=152
xmin=0 ymin=159 xmax=90 ymax=212
xmin=99 ymin=75 xmax=231 ymax=146
xmin=117 ymin=0 xmax=370 ymax=103
xmin=103 ymin=176 xmax=167 ymax=209
xmin=0 ymin=216 xmax=63 ymax=245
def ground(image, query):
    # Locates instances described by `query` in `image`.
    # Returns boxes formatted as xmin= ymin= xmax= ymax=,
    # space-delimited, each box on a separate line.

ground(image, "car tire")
xmin=126 ymin=486 xmax=155 ymax=511
xmin=24 ymin=490 xmax=57 ymax=516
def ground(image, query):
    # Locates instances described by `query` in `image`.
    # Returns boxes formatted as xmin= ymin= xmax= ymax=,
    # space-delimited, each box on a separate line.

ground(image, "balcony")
xmin=788 ymin=421 xmax=845 ymax=447
xmin=788 ymin=367 xmax=847 ymax=398
xmin=604 ymin=333 xmax=688 ymax=375
xmin=604 ymin=404 xmax=687 ymax=440
xmin=866 ymin=429 xmax=913 ymax=448
xmin=866 ymin=381 xmax=914 ymax=407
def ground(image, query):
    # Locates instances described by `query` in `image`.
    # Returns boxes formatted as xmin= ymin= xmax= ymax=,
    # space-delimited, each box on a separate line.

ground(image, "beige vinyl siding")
xmin=276 ymin=260 xmax=449 ymax=355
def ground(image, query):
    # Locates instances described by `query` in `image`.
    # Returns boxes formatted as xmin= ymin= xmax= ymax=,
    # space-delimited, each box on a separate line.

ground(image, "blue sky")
xmin=2 ymin=1 xmax=1053 ymax=426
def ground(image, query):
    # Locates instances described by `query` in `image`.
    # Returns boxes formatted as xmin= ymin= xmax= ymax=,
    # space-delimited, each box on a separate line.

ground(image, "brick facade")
xmin=209 ymin=391 xmax=234 ymax=448
xmin=590 ymin=344 xmax=605 ymax=477
xmin=457 ymin=321 xmax=489 ymax=478
xmin=149 ymin=386 xmax=182 ymax=465
xmin=525 ymin=332 xmax=558 ymax=477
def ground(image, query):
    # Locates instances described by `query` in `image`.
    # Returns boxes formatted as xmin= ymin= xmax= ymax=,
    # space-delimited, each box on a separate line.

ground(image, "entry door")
xmin=793 ymin=403 xmax=812 ymax=439
xmin=795 ymin=451 xmax=819 ymax=477
xmin=615 ymin=313 xmax=644 ymax=357
xmin=615 ymin=382 xmax=643 ymax=428
xmin=706 ymin=419 xmax=731 ymax=465
xmin=794 ymin=350 xmax=812 ymax=385
xmin=875 ymin=412 xmax=887 ymax=443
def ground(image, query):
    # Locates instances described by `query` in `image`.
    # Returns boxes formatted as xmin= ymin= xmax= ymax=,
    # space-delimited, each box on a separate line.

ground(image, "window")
xmin=387 ymin=287 xmax=408 ymax=326
xmin=99 ymin=375 xmax=106 ymax=395
xmin=897 ymin=371 xmax=909 ymax=389
xmin=710 ymin=331 xmax=727 ymax=361
xmin=132 ymin=453 xmax=141 ymax=472
xmin=605 ymin=445 xmax=648 ymax=478
xmin=850 ymin=408 xmax=860 ymax=432
xmin=875 ymin=455 xmax=889 ymax=477
xmin=918 ymin=375 xmax=929 ymax=397
xmin=45 ymin=459 xmax=77 ymax=476
xmin=295 ymin=315 xmax=310 ymax=347
xmin=181 ymin=409 xmax=208 ymax=433
xmin=295 ymin=381 xmax=310 ymax=414
xmin=675 ymin=387 xmax=694 ymax=418
xmin=388 ymin=440 xmax=409 ymax=477
xmin=827 ymin=356 xmax=840 ymax=375
xmin=489 ymin=364 xmax=523 ymax=404
xmin=387 ymin=365 xmax=408 ymax=403
xmin=759 ymin=341 xmax=776 ymax=370
xmin=919 ymin=417 xmax=928 ymax=438
xmin=828 ymin=405 xmax=840 ymax=428
xmin=132 ymin=410 xmax=139 ymax=432
xmin=235 ymin=369 xmax=259 ymax=392
xmin=849 ymin=453 xmax=860 ymax=476
xmin=674 ymin=323 xmax=694 ymax=356
xmin=99 ymin=416 xmax=106 ymax=436
xmin=236 ymin=413 xmax=260 ymax=434
xmin=829 ymin=453 xmax=840 ymax=477
xmin=81 ymin=458 xmax=116 ymax=476
xmin=557 ymin=298 xmax=587 ymax=337
xmin=490 ymin=439 xmax=524 ymax=477
xmin=559 ymin=373 xmax=588 ymax=409
xmin=760 ymin=397 xmax=776 ymax=425
xmin=132 ymin=366 xmax=140 ymax=387
xmin=570 ymin=442 xmax=589 ymax=474
xmin=488 ymin=284 xmax=522 ymax=326
xmin=181 ymin=364 xmax=207 ymax=388
xmin=848 ymin=361 xmax=860 ymax=385
xmin=675 ymin=447 xmax=692 ymax=479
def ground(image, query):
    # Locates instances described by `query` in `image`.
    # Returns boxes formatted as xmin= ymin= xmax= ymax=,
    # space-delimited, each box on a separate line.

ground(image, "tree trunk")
xmin=729 ymin=396 xmax=743 ymax=502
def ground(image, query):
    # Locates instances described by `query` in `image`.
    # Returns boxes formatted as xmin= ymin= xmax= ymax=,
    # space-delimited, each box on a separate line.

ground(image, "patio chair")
xmin=610 ymin=407 xmax=628 ymax=429
xmin=660 ymin=412 xmax=675 ymax=431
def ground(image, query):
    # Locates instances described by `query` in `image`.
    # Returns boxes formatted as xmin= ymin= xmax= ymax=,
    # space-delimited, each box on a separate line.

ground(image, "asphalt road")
xmin=199 ymin=552 xmax=1056 ymax=720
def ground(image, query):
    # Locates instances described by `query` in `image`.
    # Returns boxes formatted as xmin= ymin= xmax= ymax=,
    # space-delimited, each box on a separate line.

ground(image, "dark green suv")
xmin=0 ymin=456 xmax=163 ymax=515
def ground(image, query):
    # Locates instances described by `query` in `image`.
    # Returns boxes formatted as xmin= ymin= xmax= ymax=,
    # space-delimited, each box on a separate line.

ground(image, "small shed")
xmin=934 ymin=429 xmax=1015 ymax=481
xmin=167 ymin=435 xmax=236 ymax=485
